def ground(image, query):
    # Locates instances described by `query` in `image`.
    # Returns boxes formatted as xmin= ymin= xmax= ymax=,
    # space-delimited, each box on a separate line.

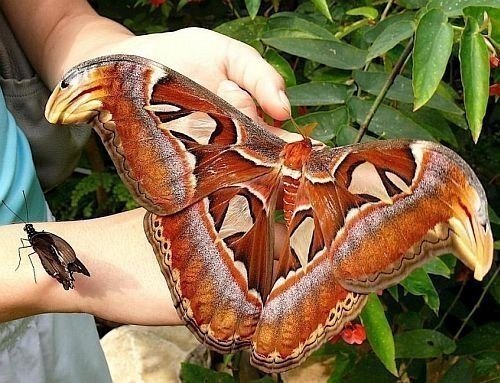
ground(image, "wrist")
xmin=42 ymin=13 xmax=134 ymax=87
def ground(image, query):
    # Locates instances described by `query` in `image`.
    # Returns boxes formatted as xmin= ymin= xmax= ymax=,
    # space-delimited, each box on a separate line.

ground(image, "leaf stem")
xmin=433 ymin=279 xmax=467 ymax=331
xmin=335 ymin=19 xmax=371 ymax=40
xmin=453 ymin=264 xmax=500 ymax=340
xmin=380 ymin=0 xmax=394 ymax=20
xmin=353 ymin=38 xmax=414 ymax=144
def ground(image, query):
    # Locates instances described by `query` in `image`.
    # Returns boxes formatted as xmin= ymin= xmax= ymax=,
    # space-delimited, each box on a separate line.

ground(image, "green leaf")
xmin=262 ymin=34 xmax=367 ymax=69
xmin=489 ymin=206 xmax=500 ymax=225
xmin=360 ymin=294 xmax=397 ymax=376
xmin=460 ymin=15 xmax=490 ymax=142
xmin=364 ymin=12 xmax=416 ymax=43
xmin=439 ymin=357 xmax=475 ymax=383
xmin=413 ymin=8 xmax=454 ymax=110
xmin=398 ymin=0 xmax=427 ymax=9
xmin=336 ymin=126 xmax=374 ymax=146
xmin=268 ymin=13 xmax=337 ymax=40
xmin=310 ymin=0 xmax=333 ymax=22
xmin=305 ymin=66 xmax=352 ymax=83
xmin=346 ymin=6 xmax=379 ymax=20
xmin=400 ymin=268 xmax=440 ymax=313
xmin=180 ymin=362 xmax=234 ymax=383
xmin=395 ymin=329 xmax=456 ymax=358
xmin=282 ymin=107 xmax=349 ymax=142
xmin=341 ymin=353 xmax=397 ymax=383
xmin=367 ymin=20 xmax=415 ymax=60
xmin=440 ymin=254 xmax=457 ymax=271
xmin=427 ymin=0 xmax=500 ymax=17
xmin=215 ymin=17 xmax=267 ymax=53
xmin=395 ymin=311 xmax=424 ymax=330
xmin=475 ymin=352 xmax=500 ymax=380
xmin=495 ymin=241 xmax=500 ymax=250
xmin=353 ymin=70 xmax=464 ymax=114
xmin=455 ymin=322 xmax=500 ymax=355
xmin=423 ymin=257 xmax=452 ymax=278
xmin=348 ymin=97 xmax=435 ymax=140
xmin=488 ymin=7 xmax=500 ymax=44
xmin=264 ymin=49 xmax=296 ymax=87
xmin=439 ymin=110 xmax=469 ymax=129
xmin=177 ymin=0 xmax=188 ymax=11
xmin=397 ymin=104 xmax=459 ymax=146
xmin=314 ymin=343 xmax=356 ymax=382
xmin=388 ymin=285 xmax=399 ymax=301
xmin=245 ymin=0 xmax=260 ymax=19
xmin=326 ymin=352 xmax=354 ymax=383
xmin=287 ymin=82 xmax=349 ymax=105
xmin=491 ymin=272 xmax=500 ymax=304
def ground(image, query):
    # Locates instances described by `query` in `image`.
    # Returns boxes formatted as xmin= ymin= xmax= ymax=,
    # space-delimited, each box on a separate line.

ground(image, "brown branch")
xmin=453 ymin=263 xmax=500 ymax=340
xmin=353 ymin=38 xmax=414 ymax=144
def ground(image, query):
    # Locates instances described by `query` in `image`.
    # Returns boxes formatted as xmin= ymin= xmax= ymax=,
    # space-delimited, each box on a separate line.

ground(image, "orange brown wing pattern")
xmin=45 ymin=55 xmax=493 ymax=374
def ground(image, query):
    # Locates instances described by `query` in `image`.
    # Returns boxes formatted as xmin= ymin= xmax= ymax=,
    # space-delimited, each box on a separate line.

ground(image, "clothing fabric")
xmin=0 ymin=9 xmax=91 ymax=191
xmin=0 ymin=88 xmax=112 ymax=382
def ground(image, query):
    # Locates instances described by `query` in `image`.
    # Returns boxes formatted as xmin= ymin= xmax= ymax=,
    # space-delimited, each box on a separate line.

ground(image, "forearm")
xmin=0 ymin=0 xmax=133 ymax=88
xmin=0 ymin=208 xmax=182 ymax=325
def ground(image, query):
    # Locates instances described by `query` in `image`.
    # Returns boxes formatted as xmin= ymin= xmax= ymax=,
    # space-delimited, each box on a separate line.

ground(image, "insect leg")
xmin=16 ymin=244 xmax=33 ymax=271
xmin=26 ymin=251 xmax=37 ymax=283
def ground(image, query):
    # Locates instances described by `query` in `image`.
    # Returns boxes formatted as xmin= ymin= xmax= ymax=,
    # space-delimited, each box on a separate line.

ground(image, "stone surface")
xmin=101 ymin=325 xmax=209 ymax=383
xmin=281 ymin=355 xmax=335 ymax=383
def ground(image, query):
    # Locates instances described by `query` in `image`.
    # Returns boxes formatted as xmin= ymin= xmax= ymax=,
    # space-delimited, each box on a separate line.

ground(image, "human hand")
xmin=73 ymin=28 xmax=291 ymax=123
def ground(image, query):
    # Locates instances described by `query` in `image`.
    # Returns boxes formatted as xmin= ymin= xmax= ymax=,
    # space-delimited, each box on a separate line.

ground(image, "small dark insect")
xmin=1 ymin=195 xmax=90 ymax=290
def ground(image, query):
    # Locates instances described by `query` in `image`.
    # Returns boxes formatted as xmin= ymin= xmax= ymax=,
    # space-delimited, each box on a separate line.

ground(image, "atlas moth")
xmin=46 ymin=55 xmax=493 ymax=373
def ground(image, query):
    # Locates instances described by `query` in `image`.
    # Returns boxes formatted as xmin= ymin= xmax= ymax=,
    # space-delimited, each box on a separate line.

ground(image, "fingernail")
xmin=279 ymin=90 xmax=291 ymax=116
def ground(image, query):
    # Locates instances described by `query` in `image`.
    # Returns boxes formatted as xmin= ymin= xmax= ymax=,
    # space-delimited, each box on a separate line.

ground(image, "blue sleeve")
xmin=0 ymin=89 xmax=47 ymax=224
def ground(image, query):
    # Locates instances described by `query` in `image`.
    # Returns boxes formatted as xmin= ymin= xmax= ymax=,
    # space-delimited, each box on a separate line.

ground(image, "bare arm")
xmin=0 ymin=208 xmax=182 ymax=324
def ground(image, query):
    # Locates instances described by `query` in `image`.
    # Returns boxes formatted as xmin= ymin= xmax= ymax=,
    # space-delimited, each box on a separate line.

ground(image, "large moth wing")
xmin=46 ymin=54 xmax=494 ymax=373
xmin=314 ymin=140 xmax=492 ymax=292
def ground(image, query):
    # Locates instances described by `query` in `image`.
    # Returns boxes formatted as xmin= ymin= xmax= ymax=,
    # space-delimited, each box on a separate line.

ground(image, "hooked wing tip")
xmin=449 ymin=215 xmax=494 ymax=281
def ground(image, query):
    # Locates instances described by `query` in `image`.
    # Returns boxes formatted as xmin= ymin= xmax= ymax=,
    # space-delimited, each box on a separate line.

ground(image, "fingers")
xmin=224 ymin=39 xmax=291 ymax=121
xmin=217 ymin=80 xmax=259 ymax=121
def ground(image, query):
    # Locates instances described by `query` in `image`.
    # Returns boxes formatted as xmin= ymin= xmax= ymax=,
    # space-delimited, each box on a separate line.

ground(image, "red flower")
xmin=340 ymin=322 xmax=366 ymax=345
xmin=490 ymin=84 xmax=500 ymax=97
xmin=328 ymin=333 xmax=342 ymax=344
xmin=490 ymin=55 xmax=500 ymax=69
xmin=150 ymin=0 xmax=166 ymax=7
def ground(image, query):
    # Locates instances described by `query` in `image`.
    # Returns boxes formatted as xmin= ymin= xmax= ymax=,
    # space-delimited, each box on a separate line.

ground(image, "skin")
xmin=0 ymin=0 xmax=290 ymax=323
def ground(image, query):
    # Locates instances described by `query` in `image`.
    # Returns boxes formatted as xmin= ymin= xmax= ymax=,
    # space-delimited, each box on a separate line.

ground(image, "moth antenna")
xmin=1 ymin=199 xmax=27 ymax=224
xmin=288 ymin=115 xmax=301 ymax=135
xmin=288 ymin=116 xmax=317 ymax=139
xmin=22 ymin=190 xmax=30 ymax=222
